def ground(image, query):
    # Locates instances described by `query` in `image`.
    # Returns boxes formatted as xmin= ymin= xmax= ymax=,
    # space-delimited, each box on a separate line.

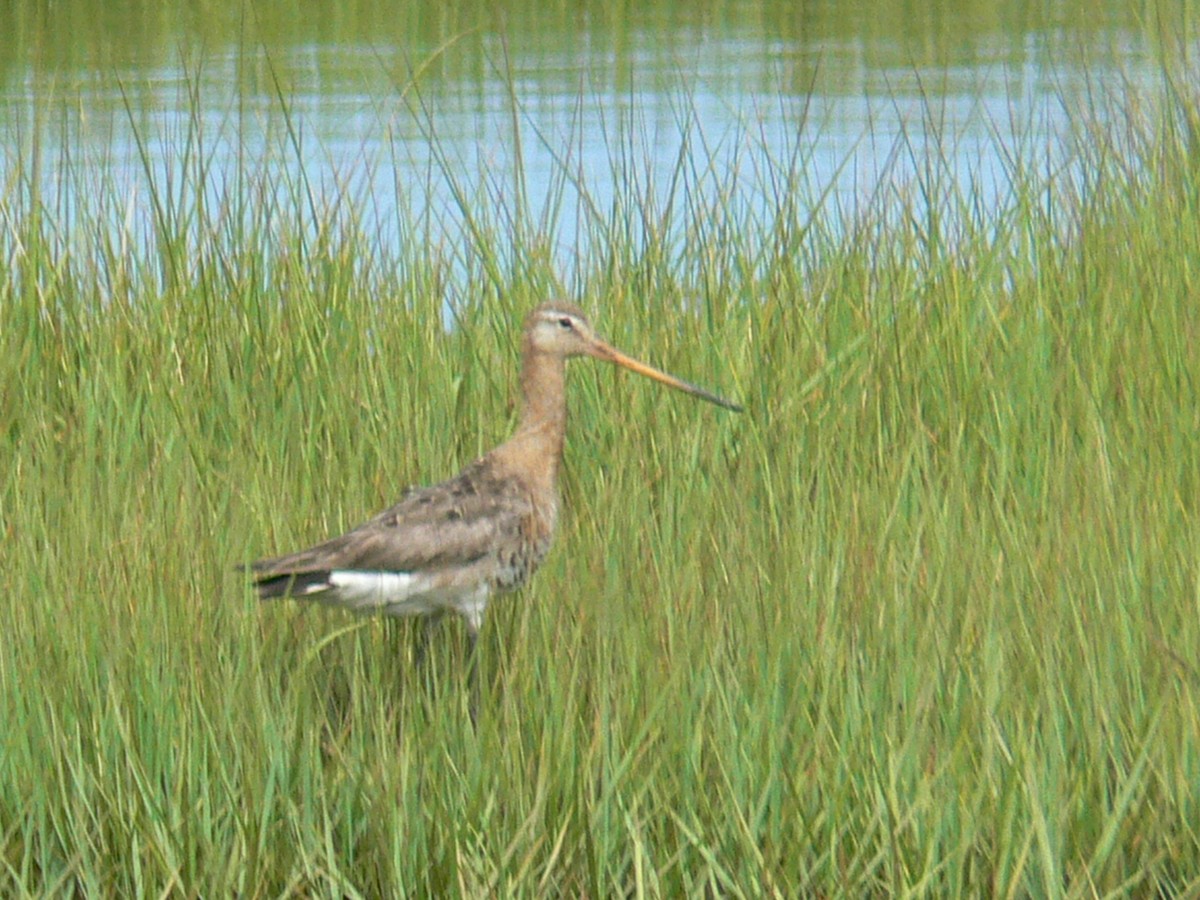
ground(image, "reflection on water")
xmin=0 ymin=1 xmax=1187 ymax=279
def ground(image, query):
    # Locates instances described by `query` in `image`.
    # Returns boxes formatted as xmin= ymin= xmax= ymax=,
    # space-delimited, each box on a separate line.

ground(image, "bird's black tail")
xmin=239 ymin=567 xmax=332 ymax=600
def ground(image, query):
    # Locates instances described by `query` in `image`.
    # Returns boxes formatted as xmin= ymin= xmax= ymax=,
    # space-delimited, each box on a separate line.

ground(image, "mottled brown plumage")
xmin=245 ymin=301 xmax=741 ymax=638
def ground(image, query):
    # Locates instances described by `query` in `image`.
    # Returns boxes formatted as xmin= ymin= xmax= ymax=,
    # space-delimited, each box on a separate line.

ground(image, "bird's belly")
xmin=323 ymin=570 xmax=484 ymax=621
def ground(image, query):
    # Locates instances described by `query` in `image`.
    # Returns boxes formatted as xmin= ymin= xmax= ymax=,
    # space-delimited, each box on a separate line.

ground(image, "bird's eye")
xmin=558 ymin=317 xmax=573 ymax=329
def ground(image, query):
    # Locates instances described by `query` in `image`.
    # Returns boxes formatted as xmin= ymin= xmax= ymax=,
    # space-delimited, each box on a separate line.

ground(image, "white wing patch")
xmin=327 ymin=571 xmax=423 ymax=609
xmin=323 ymin=571 xmax=491 ymax=627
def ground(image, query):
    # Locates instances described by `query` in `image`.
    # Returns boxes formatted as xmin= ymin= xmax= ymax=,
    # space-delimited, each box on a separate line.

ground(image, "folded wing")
xmin=247 ymin=459 xmax=533 ymax=600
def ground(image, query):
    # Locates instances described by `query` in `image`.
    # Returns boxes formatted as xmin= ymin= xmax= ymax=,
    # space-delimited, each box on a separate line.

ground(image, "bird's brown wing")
xmin=247 ymin=458 xmax=532 ymax=578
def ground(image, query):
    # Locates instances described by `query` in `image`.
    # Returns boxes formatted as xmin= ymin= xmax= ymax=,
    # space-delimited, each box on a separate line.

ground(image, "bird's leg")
xmin=457 ymin=593 xmax=487 ymax=727
xmin=466 ymin=624 xmax=480 ymax=728
xmin=413 ymin=612 xmax=446 ymax=670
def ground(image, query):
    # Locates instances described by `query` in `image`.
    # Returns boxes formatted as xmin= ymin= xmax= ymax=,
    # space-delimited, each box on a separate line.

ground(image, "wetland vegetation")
xmin=2 ymin=1 xmax=1199 ymax=895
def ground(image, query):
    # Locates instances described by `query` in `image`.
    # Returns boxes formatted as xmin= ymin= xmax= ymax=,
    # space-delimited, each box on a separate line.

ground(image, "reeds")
xmin=2 ymin=59 xmax=1199 ymax=896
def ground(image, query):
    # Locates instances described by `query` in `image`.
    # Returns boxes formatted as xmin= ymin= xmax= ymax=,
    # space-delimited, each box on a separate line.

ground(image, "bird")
xmin=244 ymin=301 xmax=741 ymax=665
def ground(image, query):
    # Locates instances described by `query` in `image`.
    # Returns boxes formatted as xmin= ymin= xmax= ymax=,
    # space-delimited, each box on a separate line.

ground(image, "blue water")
xmin=0 ymin=23 xmax=1176 ymax=284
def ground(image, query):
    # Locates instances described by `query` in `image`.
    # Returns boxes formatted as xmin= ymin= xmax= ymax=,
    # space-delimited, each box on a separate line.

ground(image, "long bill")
xmin=587 ymin=339 xmax=744 ymax=412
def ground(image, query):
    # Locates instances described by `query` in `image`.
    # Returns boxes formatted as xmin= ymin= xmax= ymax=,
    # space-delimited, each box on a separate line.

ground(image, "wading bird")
xmin=245 ymin=302 xmax=741 ymax=699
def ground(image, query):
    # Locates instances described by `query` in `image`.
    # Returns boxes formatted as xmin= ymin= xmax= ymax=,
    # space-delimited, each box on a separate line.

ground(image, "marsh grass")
xmin=3 ymin=59 xmax=1200 ymax=896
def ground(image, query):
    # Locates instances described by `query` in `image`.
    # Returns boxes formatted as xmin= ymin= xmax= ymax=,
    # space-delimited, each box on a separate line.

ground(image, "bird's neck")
xmin=480 ymin=343 xmax=566 ymax=504
xmin=514 ymin=341 xmax=567 ymax=459
xmin=483 ymin=339 xmax=569 ymax=509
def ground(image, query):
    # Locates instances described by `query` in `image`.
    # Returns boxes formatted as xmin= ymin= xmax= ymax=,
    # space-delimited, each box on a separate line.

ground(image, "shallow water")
xmin=0 ymin=2 xmax=1187 ymax=275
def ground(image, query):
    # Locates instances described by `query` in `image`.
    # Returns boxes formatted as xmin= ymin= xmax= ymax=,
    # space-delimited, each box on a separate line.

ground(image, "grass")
xmin=3 ymin=53 xmax=1200 ymax=896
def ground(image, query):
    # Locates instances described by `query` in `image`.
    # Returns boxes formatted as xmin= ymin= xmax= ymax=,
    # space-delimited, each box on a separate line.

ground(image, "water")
xmin=0 ymin=2 xmax=1188 ymax=280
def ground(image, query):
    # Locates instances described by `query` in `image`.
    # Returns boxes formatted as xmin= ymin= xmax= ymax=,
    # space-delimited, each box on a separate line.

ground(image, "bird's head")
xmin=524 ymin=301 xmax=742 ymax=412
xmin=525 ymin=302 xmax=601 ymax=358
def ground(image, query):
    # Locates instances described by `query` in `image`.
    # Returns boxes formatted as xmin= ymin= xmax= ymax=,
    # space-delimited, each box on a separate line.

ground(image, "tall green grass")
xmin=3 ymin=63 xmax=1200 ymax=896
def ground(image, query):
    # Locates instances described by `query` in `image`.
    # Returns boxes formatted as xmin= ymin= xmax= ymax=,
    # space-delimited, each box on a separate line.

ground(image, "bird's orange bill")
xmin=590 ymin=340 xmax=744 ymax=412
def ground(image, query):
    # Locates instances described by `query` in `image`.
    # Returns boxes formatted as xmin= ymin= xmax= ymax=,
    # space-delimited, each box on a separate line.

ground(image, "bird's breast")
xmin=490 ymin=496 xmax=557 ymax=593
